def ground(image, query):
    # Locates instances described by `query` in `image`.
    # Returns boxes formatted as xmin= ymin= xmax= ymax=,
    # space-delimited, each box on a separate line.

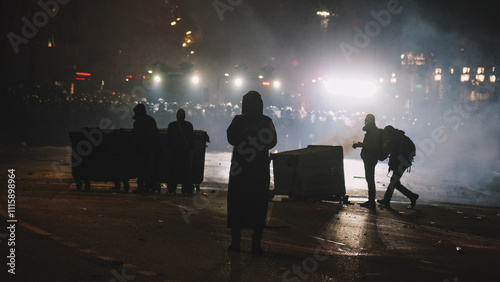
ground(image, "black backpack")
xmin=383 ymin=126 xmax=416 ymax=166
xmin=400 ymin=134 xmax=416 ymax=165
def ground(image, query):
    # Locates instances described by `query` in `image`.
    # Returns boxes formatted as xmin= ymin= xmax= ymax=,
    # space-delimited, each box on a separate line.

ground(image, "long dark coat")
xmin=133 ymin=113 xmax=159 ymax=172
xmin=166 ymin=120 xmax=195 ymax=184
xmin=226 ymin=92 xmax=277 ymax=229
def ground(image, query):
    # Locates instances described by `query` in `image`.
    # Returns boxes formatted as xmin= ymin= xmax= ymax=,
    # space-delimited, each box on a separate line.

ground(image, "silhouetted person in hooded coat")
xmin=166 ymin=108 xmax=195 ymax=195
xmin=132 ymin=103 xmax=159 ymax=193
xmin=226 ymin=91 xmax=277 ymax=255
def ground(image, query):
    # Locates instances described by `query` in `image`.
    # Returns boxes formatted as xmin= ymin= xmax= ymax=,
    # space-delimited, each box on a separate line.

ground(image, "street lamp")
xmin=316 ymin=11 xmax=332 ymax=31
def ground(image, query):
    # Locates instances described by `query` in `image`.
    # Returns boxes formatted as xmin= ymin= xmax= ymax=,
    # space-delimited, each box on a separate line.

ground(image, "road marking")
xmin=0 ymin=203 xmax=146 ymax=277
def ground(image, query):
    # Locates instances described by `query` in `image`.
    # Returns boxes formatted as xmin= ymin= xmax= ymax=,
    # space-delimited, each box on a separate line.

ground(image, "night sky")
xmin=2 ymin=0 xmax=499 ymax=89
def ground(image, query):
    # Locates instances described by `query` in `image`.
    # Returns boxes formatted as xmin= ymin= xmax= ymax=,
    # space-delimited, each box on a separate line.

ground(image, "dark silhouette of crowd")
xmin=3 ymin=83 xmax=500 ymax=163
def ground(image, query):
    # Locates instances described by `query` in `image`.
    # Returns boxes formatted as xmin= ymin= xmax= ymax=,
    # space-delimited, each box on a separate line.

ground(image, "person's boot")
xmin=359 ymin=201 xmax=375 ymax=209
xmin=228 ymin=228 xmax=241 ymax=252
xmin=228 ymin=244 xmax=241 ymax=252
xmin=407 ymin=194 xmax=419 ymax=209
xmin=166 ymin=183 xmax=177 ymax=195
xmin=133 ymin=179 xmax=145 ymax=193
xmin=377 ymin=198 xmax=391 ymax=208
xmin=251 ymin=244 xmax=264 ymax=256
xmin=251 ymin=228 xmax=264 ymax=256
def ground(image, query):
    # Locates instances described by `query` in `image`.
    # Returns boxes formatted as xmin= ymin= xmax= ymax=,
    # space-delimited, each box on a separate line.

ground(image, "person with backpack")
xmin=353 ymin=114 xmax=386 ymax=208
xmin=377 ymin=125 xmax=419 ymax=209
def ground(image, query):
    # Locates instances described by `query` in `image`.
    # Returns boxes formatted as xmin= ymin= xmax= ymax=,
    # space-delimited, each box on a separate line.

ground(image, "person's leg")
xmin=395 ymin=182 xmax=416 ymax=199
xmin=361 ymin=158 xmax=377 ymax=208
xmin=391 ymin=164 xmax=419 ymax=209
xmin=251 ymin=227 xmax=264 ymax=255
xmin=228 ymin=227 xmax=241 ymax=252
xmin=166 ymin=183 xmax=177 ymax=194
xmin=181 ymin=183 xmax=194 ymax=195
xmin=395 ymin=182 xmax=419 ymax=209
xmin=378 ymin=172 xmax=401 ymax=207
xmin=133 ymin=175 xmax=146 ymax=193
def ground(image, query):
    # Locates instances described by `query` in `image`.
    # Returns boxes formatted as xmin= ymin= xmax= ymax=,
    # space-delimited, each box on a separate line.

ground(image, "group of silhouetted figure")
xmin=131 ymin=90 xmax=420 ymax=255
xmin=353 ymin=113 xmax=419 ymax=210
xmin=132 ymin=103 xmax=196 ymax=195
xmin=131 ymin=91 xmax=277 ymax=255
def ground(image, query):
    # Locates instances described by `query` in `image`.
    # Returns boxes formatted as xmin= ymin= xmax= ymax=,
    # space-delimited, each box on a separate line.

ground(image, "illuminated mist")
xmin=197 ymin=0 xmax=500 ymax=206
xmin=3 ymin=0 xmax=499 ymax=207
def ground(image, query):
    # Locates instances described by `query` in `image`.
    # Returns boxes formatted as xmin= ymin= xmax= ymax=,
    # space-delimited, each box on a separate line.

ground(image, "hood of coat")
xmin=133 ymin=103 xmax=147 ymax=120
xmin=242 ymin=91 xmax=263 ymax=115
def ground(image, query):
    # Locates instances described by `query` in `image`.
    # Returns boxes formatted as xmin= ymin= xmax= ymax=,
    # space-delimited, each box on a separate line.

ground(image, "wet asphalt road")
xmin=0 ymin=146 xmax=499 ymax=281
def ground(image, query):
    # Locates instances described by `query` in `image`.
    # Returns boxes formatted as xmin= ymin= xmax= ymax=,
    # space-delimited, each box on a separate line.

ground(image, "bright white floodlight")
xmin=191 ymin=75 xmax=200 ymax=84
xmin=324 ymin=78 xmax=377 ymax=97
xmin=234 ymin=78 xmax=243 ymax=87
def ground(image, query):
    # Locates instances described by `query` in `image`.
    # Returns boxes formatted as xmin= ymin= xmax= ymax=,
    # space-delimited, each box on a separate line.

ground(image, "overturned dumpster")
xmin=271 ymin=145 xmax=347 ymax=202
xmin=69 ymin=128 xmax=209 ymax=191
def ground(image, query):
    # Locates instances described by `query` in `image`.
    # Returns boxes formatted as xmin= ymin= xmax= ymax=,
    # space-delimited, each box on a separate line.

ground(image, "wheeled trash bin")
xmin=69 ymin=128 xmax=209 ymax=192
xmin=69 ymin=128 xmax=139 ymax=191
xmin=156 ymin=129 xmax=210 ymax=191
xmin=271 ymin=145 xmax=347 ymax=202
